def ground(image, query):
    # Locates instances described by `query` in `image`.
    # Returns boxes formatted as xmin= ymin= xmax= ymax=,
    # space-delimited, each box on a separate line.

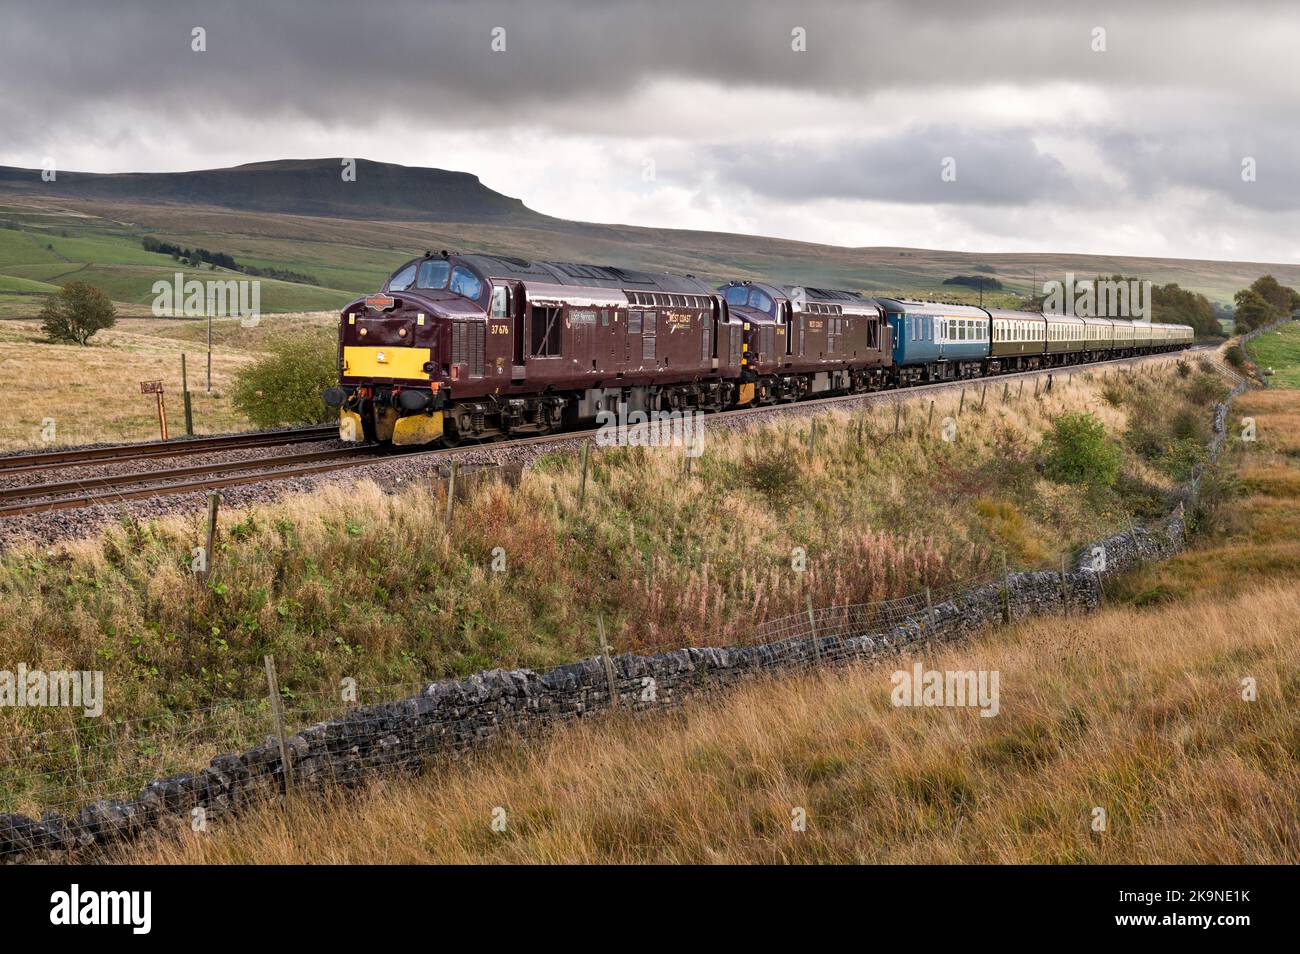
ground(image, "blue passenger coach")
xmin=875 ymin=298 xmax=991 ymax=383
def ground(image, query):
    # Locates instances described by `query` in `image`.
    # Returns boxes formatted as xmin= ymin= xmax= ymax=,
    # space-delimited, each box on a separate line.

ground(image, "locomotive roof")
xmin=724 ymin=280 xmax=877 ymax=307
xmin=456 ymin=254 xmax=717 ymax=295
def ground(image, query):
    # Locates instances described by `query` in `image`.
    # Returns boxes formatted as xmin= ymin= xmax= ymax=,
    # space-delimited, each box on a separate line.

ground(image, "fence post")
xmin=979 ymin=384 xmax=987 ymax=410
xmin=927 ymin=399 xmax=935 ymax=434
xmin=264 ymin=655 xmax=294 ymax=794
xmin=1002 ymin=382 xmax=1009 ymax=403
xmin=925 ymin=586 xmax=937 ymax=634
xmin=1018 ymin=380 xmax=1024 ymax=400
xmin=805 ymin=594 xmax=820 ymax=665
xmin=1002 ymin=553 xmax=1013 ymax=624
xmin=597 ymin=614 xmax=618 ymax=708
xmin=181 ymin=353 xmax=194 ymax=436
xmin=445 ymin=459 xmax=458 ymax=527
xmin=202 ymin=492 xmax=220 ymax=582
xmin=893 ymin=402 xmax=901 ymax=436
xmin=578 ymin=442 xmax=590 ymax=509
xmin=807 ymin=417 xmax=817 ymax=463
xmin=1060 ymin=554 xmax=1069 ymax=615
xmin=958 ymin=388 xmax=966 ymax=415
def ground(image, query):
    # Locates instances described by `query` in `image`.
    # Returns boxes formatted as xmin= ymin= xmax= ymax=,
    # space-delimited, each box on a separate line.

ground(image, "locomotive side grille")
xmin=642 ymin=310 xmax=657 ymax=362
xmin=451 ymin=320 xmax=486 ymax=377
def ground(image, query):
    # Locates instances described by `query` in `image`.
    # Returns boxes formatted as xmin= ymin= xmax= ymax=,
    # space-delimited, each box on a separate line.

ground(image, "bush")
xmin=1224 ymin=344 xmax=1245 ymax=369
xmin=38 ymin=281 xmax=116 ymax=345
xmin=1040 ymin=412 xmax=1121 ymax=487
xmin=231 ymin=334 xmax=337 ymax=427
xmin=739 ymin=446 xmax=801 ymax=506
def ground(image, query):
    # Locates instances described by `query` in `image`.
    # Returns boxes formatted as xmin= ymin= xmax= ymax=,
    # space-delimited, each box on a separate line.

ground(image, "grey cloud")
xmin=707 ymin=129 xmax=1080 ymax=206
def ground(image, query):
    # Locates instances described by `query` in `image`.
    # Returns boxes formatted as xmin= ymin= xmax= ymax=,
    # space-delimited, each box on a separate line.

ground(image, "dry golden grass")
xmin=114 ymin=579 xmax=1300 ymax=865
xmin=0 ymin=312 xmax=335 ymax=449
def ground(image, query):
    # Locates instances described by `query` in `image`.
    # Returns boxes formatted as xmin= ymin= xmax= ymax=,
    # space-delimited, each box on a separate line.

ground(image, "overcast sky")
xmin=3 ymin=0 xmax=1299 ymax=263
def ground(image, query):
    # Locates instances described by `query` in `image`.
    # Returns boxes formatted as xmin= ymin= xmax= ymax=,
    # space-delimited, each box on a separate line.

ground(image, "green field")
xmin=1246 ymin=321 xmax=1300 ymax=387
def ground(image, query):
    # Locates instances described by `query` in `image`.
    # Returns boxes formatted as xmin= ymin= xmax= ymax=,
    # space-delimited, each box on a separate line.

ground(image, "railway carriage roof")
xmin=456 ymin=254 xmax=717 ymax=295
xmin=875 ymin=298 xmax=989 ymax=318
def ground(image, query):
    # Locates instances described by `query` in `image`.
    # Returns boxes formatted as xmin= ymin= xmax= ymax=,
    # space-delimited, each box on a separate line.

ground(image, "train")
xmin=322 ymin=251 xmax=1195 ymax=446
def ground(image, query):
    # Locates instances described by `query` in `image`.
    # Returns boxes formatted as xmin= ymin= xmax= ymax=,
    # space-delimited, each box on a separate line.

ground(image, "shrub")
xmin=1040 ymin=412 xmax=1121 ymax=487
xmin=1224 ymin=344 xmax=1245 ymax=369
xmin=231 ymin=334 xmax=337 ymax=427
xmin=739 ymin=446 xmax=801 ymax=506
xmin=38 ymin=281 xmax=116 ymax=345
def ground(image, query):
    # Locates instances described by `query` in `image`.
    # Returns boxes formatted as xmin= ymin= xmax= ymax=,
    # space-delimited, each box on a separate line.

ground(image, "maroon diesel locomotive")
xmin=720 ymin=281 xmax=891 ymax=402
xmin=323 ymin=252 xmax=888 ymax=446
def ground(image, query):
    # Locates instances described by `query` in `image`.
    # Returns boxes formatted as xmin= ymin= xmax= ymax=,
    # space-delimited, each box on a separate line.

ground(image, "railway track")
xmin=0 ymin=352 xmax=1190 ymax=520
xmin=0 ymin=425 xmax=338 ymax=477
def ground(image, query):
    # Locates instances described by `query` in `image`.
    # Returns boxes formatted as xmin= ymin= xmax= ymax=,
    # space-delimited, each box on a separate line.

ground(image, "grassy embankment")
xmin=0 ymin=357 xmax=1223 ymax=816
xmin=117 ymin=365 xmax=1300 ymax=865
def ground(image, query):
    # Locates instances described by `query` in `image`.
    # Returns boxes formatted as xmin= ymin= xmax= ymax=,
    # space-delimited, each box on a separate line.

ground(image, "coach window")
xmin=388 ymin=263 xmax=417 ymax=291
xmin=417 ymin=259 xmax=450 ymax=290
xmin=450 ymin=267 xmax=482 ymax=300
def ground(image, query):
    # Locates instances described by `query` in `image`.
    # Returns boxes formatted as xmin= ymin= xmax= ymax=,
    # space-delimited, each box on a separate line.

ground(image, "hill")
xmin=1 ymin=158 xmax=1298 ymax=315
xmin=0 ymin=158 xmax=538 ymax=224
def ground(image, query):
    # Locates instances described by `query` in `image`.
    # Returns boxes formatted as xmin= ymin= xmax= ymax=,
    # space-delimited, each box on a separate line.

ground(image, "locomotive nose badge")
xmin=377 ymin=351 xmax=387 ymax=362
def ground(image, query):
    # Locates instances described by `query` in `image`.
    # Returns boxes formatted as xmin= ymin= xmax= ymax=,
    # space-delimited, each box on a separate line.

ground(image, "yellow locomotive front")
xmin=323 ymin=266 xmax=449 ymax=446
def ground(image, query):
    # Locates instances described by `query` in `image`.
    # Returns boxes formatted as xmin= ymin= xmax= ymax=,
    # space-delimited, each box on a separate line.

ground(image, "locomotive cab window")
xmin=417 ymin=260 xmax=450 ymax=290
xmin=490 ymin=285 xmax=510 ymax=318
xmin=388 ymin=263 xmax=417 ymax=291
xmin=449 ymin=266 xmax=482 ymax=300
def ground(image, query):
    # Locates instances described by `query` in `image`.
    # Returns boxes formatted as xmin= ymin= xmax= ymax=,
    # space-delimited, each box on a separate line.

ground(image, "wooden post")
xmin=958 ymin=388 xmax=966 ymax=415
xmin=1002 ymin=553 xmax=1012 ymax=624
xmin=578 ymin=442 xmax=590 ymax=509
xmin=445 ymin=459 xmax=458 ymax=527
xmin=893 ymin=402 xmax=900 ymax=436
xmin=805 ymin=594 xmax=820 ymax=664
xmin=264 ymin=655 xmax=293 ymax=794
xmin=1060 ymin=554 xmax=1069 ymax=615
xmin=597 ymin=614 xmax=618 ymax=708
xmin=202 ymin=492 xmax=220 ymax=582
xmin=1033 ymin=378 xmax=1040 ymax=398
xmin=206 ymin=312 xmax=213 ymax=394
xmin=181 ymin=354 xmax=194 ymax=436
xmin=927 ymin=399 xmax=935 ymax=434
xmin=925 ymin=586 xmax=937 ymax=634
xmin=979 ymin=384 xmax=987 ymax=410
xmin=1017 ymin=380 xmax=1024 ymax=400
xmin=1002 ymin=382 xmax=1009 ymax=403
xmin=807 ymin=418 xmax=817 ymax=463
xmin=156 ymin=388 xmax=168 ymax=440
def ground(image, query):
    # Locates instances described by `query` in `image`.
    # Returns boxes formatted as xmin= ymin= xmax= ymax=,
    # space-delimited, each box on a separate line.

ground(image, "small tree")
xmin=1040 ymin=412 xmax=1121 ymax=487
xmin=39 ymin=281 xmax=117 ymax=345
xmin=232 ymin=334 xmax=337 ymax=427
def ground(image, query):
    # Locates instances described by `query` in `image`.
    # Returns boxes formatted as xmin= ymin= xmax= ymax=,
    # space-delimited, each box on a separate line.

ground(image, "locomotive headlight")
xmin=399 ymin=328 xmax=408 ymax=337
xmin=359 ymin=327 xmax=367 ymax=336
